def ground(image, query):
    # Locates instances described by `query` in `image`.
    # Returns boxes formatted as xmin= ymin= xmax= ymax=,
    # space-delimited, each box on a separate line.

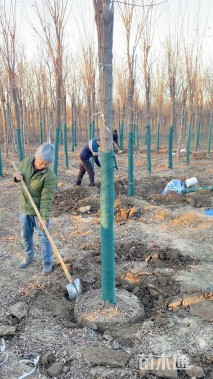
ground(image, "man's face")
xmin=34 ymin=159 xmax=51 ymax=170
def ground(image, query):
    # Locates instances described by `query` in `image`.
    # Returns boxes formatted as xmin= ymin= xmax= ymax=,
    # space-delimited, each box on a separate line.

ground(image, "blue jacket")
xmin=80 ymin=138 xmax=101 ymax=167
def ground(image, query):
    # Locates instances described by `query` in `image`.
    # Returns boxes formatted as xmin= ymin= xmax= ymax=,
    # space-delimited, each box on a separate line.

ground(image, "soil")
xmin=0 ymin=144 xmax=213 ymax=378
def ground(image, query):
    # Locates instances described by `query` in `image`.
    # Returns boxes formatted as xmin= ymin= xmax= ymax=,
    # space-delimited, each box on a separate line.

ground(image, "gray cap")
xmin=35 ymin=143 xmax=55 ymax=162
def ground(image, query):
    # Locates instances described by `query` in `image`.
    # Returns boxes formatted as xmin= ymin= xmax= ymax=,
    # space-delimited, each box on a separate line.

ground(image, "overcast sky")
xmin=14 ymin=0 xmax=213 ymax=64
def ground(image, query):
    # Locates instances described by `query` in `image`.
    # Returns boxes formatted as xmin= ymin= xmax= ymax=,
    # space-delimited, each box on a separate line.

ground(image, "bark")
xmin=0 ymin=87 xmax=9 ymax=157
xmin=93 ymin=0 xmax=114 ymax=152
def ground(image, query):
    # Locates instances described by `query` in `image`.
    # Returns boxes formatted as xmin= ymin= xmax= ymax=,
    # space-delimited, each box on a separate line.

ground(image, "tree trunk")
xmin=93 ymin=0 xmax=115 ymax=304
xmin=0 ymin=87 xmax=9 ymax=157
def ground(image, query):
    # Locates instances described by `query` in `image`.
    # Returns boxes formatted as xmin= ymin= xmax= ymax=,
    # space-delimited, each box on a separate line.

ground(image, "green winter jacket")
xmin=17 ymin=157 xmax=57 ymax=220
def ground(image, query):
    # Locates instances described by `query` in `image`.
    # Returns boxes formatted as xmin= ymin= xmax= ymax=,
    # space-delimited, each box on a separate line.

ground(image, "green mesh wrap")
xmin=100 ymin=150 xmax=115 ymax=304
xmin=168 ymin=126 xmax=173 ymax=169
xmin=128 ymin=131 xmax=134 ymax=196
xmin=53 ymin=127 xmax=60 ymax=176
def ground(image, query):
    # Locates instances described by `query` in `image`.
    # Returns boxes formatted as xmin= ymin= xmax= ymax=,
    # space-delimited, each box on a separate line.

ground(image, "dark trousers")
xmin=76 ymin=159 xmax=95 ymax=186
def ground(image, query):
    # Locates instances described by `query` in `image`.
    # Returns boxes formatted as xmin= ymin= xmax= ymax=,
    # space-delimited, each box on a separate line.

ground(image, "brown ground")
xmin=0 ymin=144 xmax=213 ymax=378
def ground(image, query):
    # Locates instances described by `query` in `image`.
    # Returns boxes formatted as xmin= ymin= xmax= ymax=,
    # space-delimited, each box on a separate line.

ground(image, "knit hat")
xmin=35 ymin=143 xmax=55 ymax=162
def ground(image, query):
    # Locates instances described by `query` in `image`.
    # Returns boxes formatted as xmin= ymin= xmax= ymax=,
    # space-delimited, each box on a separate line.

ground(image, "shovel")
xmin=12 ymin=162 xmax=82 ymax=300
xmin=113 ymin=141 xmax=123 ymax=154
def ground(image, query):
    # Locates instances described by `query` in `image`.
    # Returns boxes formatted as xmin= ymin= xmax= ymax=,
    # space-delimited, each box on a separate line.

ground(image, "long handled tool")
xmin=12 ymin=162 xmax=82 ymax=300
xmin=113 ymin=141 xmax=123 ymax=154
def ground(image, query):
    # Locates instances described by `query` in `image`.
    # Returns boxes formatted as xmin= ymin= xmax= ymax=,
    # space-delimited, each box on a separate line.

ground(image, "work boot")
xmin=19 ymin=256 xmax=34 ymax=269
xmin=42 ymin=264 xmax=52 ymax=275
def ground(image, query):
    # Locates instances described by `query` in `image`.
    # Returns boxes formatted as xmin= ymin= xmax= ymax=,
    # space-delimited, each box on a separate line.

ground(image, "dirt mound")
xmin=52 ymin=184 xmax=141 ymax=221
xmin=52 ymin=179 xmax=213 ymax=220
xmin=151 ymin=191 xmax=186 ymax=207
xmin=52 ymin=186 xmax=100 ymax=216
xmin=185 ymin=190 xmax=213 ymax=208
xmin=192 ymin=152 xmax=211 ymax=160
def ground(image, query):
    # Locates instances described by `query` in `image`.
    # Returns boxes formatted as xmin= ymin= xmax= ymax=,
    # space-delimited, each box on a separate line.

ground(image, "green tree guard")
xmin=133 ymin=124 xmax=136 ymax=146
xmin=128 ymin=131 xmax=134 ymax=196
xmin=195 ymin=123 xmax=201 ymax=151
xmin=146 ymin=125 xmax=151 ymax=174
xmin=89 ymin=122 xmax=92 ymax=140
xmin=145 ymin=127 xmax=147 ymax=145
xmin=74 ymin=121 xmax=77 ymax=147
xmin=92 ymin=120 xmax=95 ymax=138
xmin=63 ymin=123 xmax=69 ymax=169
xmin=21 ymin=128 xmax=26 ymax=157
xmin=182 ymin=185 xmax=213 ymax=194
xmin=156 ymin=123 xmax=160 ymax=152
xmin=207 ymin=124 xmax=212 ymax=156
xmin=39 ymin=122 xmax=43 ymax=144
xmin=113 ymin=154 xmax=118 ymax=170
xmin=100 ymin=150 xmax=115 ymax=304
xmin=89 ymin=121 xmax=95 ymax=140
xmin=0 ymin=144 xmax=3 ymax=176
xmin=119 ymin=122 xmax=124 ymax=150
xmin=197 ymin=123 xmax=201 ymax=149
xmin=71 ymin=123 xmax=75 ymax=152
xmin=118 ymin=123 xmax=121 ymax=138
xmin=168 ymin=126 xmax=174 ymax=169
xmin=89 ymin=121 xmax=95 ymax=170
xmin=53 ymin=127 xmax=60 ymax=176
xmin=16 ymin=128 xmax=24 ymax=162
xmin=60 ymin=125 xmax=63 ymax=145
xmin=186 ymin=123 xmax=192 ymax=164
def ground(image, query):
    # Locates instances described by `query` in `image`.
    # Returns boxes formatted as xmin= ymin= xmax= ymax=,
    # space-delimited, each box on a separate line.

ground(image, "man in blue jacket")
xmin=76 ymin=137 xmax=101 ymax=187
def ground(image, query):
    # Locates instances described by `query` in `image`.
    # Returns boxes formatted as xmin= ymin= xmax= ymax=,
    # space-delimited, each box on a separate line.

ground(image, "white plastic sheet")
xmin=17 ymin=355 xmax=40 ymax=379
xmin=0 ymin=338 xmax=8 ymax=366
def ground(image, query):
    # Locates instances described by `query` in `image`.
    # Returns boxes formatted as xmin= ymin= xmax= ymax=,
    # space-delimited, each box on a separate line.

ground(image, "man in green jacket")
xmin=14 ymin=143 xmax=56 ymax=274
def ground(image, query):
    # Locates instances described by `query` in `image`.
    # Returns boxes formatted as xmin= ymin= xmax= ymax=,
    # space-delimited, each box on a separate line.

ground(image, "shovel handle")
xmin=113 ymin=141 xmax=121 ymax=153
xmin=12 ymin=162 xmax=72 ymax=284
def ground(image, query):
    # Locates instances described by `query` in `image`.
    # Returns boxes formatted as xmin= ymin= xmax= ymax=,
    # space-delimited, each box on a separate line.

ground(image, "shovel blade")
xmin=66 ymin=278 xmax=82 ymax=300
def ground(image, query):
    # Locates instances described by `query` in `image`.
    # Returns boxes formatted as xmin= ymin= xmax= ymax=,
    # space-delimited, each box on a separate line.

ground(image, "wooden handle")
xmin=12 ymin=162 xmax=72 ymax=284
xmin=113 ymin=141 xmax=120 ymax=151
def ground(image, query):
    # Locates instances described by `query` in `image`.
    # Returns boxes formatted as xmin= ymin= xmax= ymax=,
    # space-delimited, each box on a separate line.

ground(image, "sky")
xmin=13 ymin=0 xmax=213 ymax=64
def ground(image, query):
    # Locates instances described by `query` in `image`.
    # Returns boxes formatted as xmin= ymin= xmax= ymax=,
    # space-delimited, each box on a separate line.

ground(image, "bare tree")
xmin=152 ymin=63 xmax=166 ymax=131
xmin=93 ymin=0 xmax=115 ymax=304
xmin=0 ymin=0 xmax=21 ymax=151
xmin=114 ymin=65 xmax=128 ymax=137
xmin=93 ymin=0 xmax=114 ymax=152
xmin=163 ymin=2 xmax=186 ymax=137
xmin=31 ymin=0 xmax=69 ymax=132
xmin=0 ymin=79 xmax=8 ymax=157
xmin=117 ymin=0 xmax=143 ymax=195
xmin=183 ymin=2 xmax=208 ymax=132
xmin=137 ymin=1 xmax=156 ymax=127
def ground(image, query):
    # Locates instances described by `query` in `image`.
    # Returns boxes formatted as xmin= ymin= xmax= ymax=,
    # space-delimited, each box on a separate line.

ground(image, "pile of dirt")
xmin=52 ymin=178 xmax=213 ymax=222
xmin=68 ymin=239 xmax=199 ymax=320
xmin=52 ymin=184 xmax=142 ymax=221
xmin=191 ymin=152 xmax=211 ymax=160
xmin=52 ymin=186 xmax=100 ymax=216
xmin=185 ymin=190 xmax=213 ymax=208
xmin=151 ymin=191 xmax=186 ymax=207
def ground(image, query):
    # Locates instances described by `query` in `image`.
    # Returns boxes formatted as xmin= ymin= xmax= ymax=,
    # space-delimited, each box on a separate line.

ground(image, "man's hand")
xmin=15 ymin=172 xmax=23 ymax=181
xmin=38 ymin=219 xmax=47 ymax=230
